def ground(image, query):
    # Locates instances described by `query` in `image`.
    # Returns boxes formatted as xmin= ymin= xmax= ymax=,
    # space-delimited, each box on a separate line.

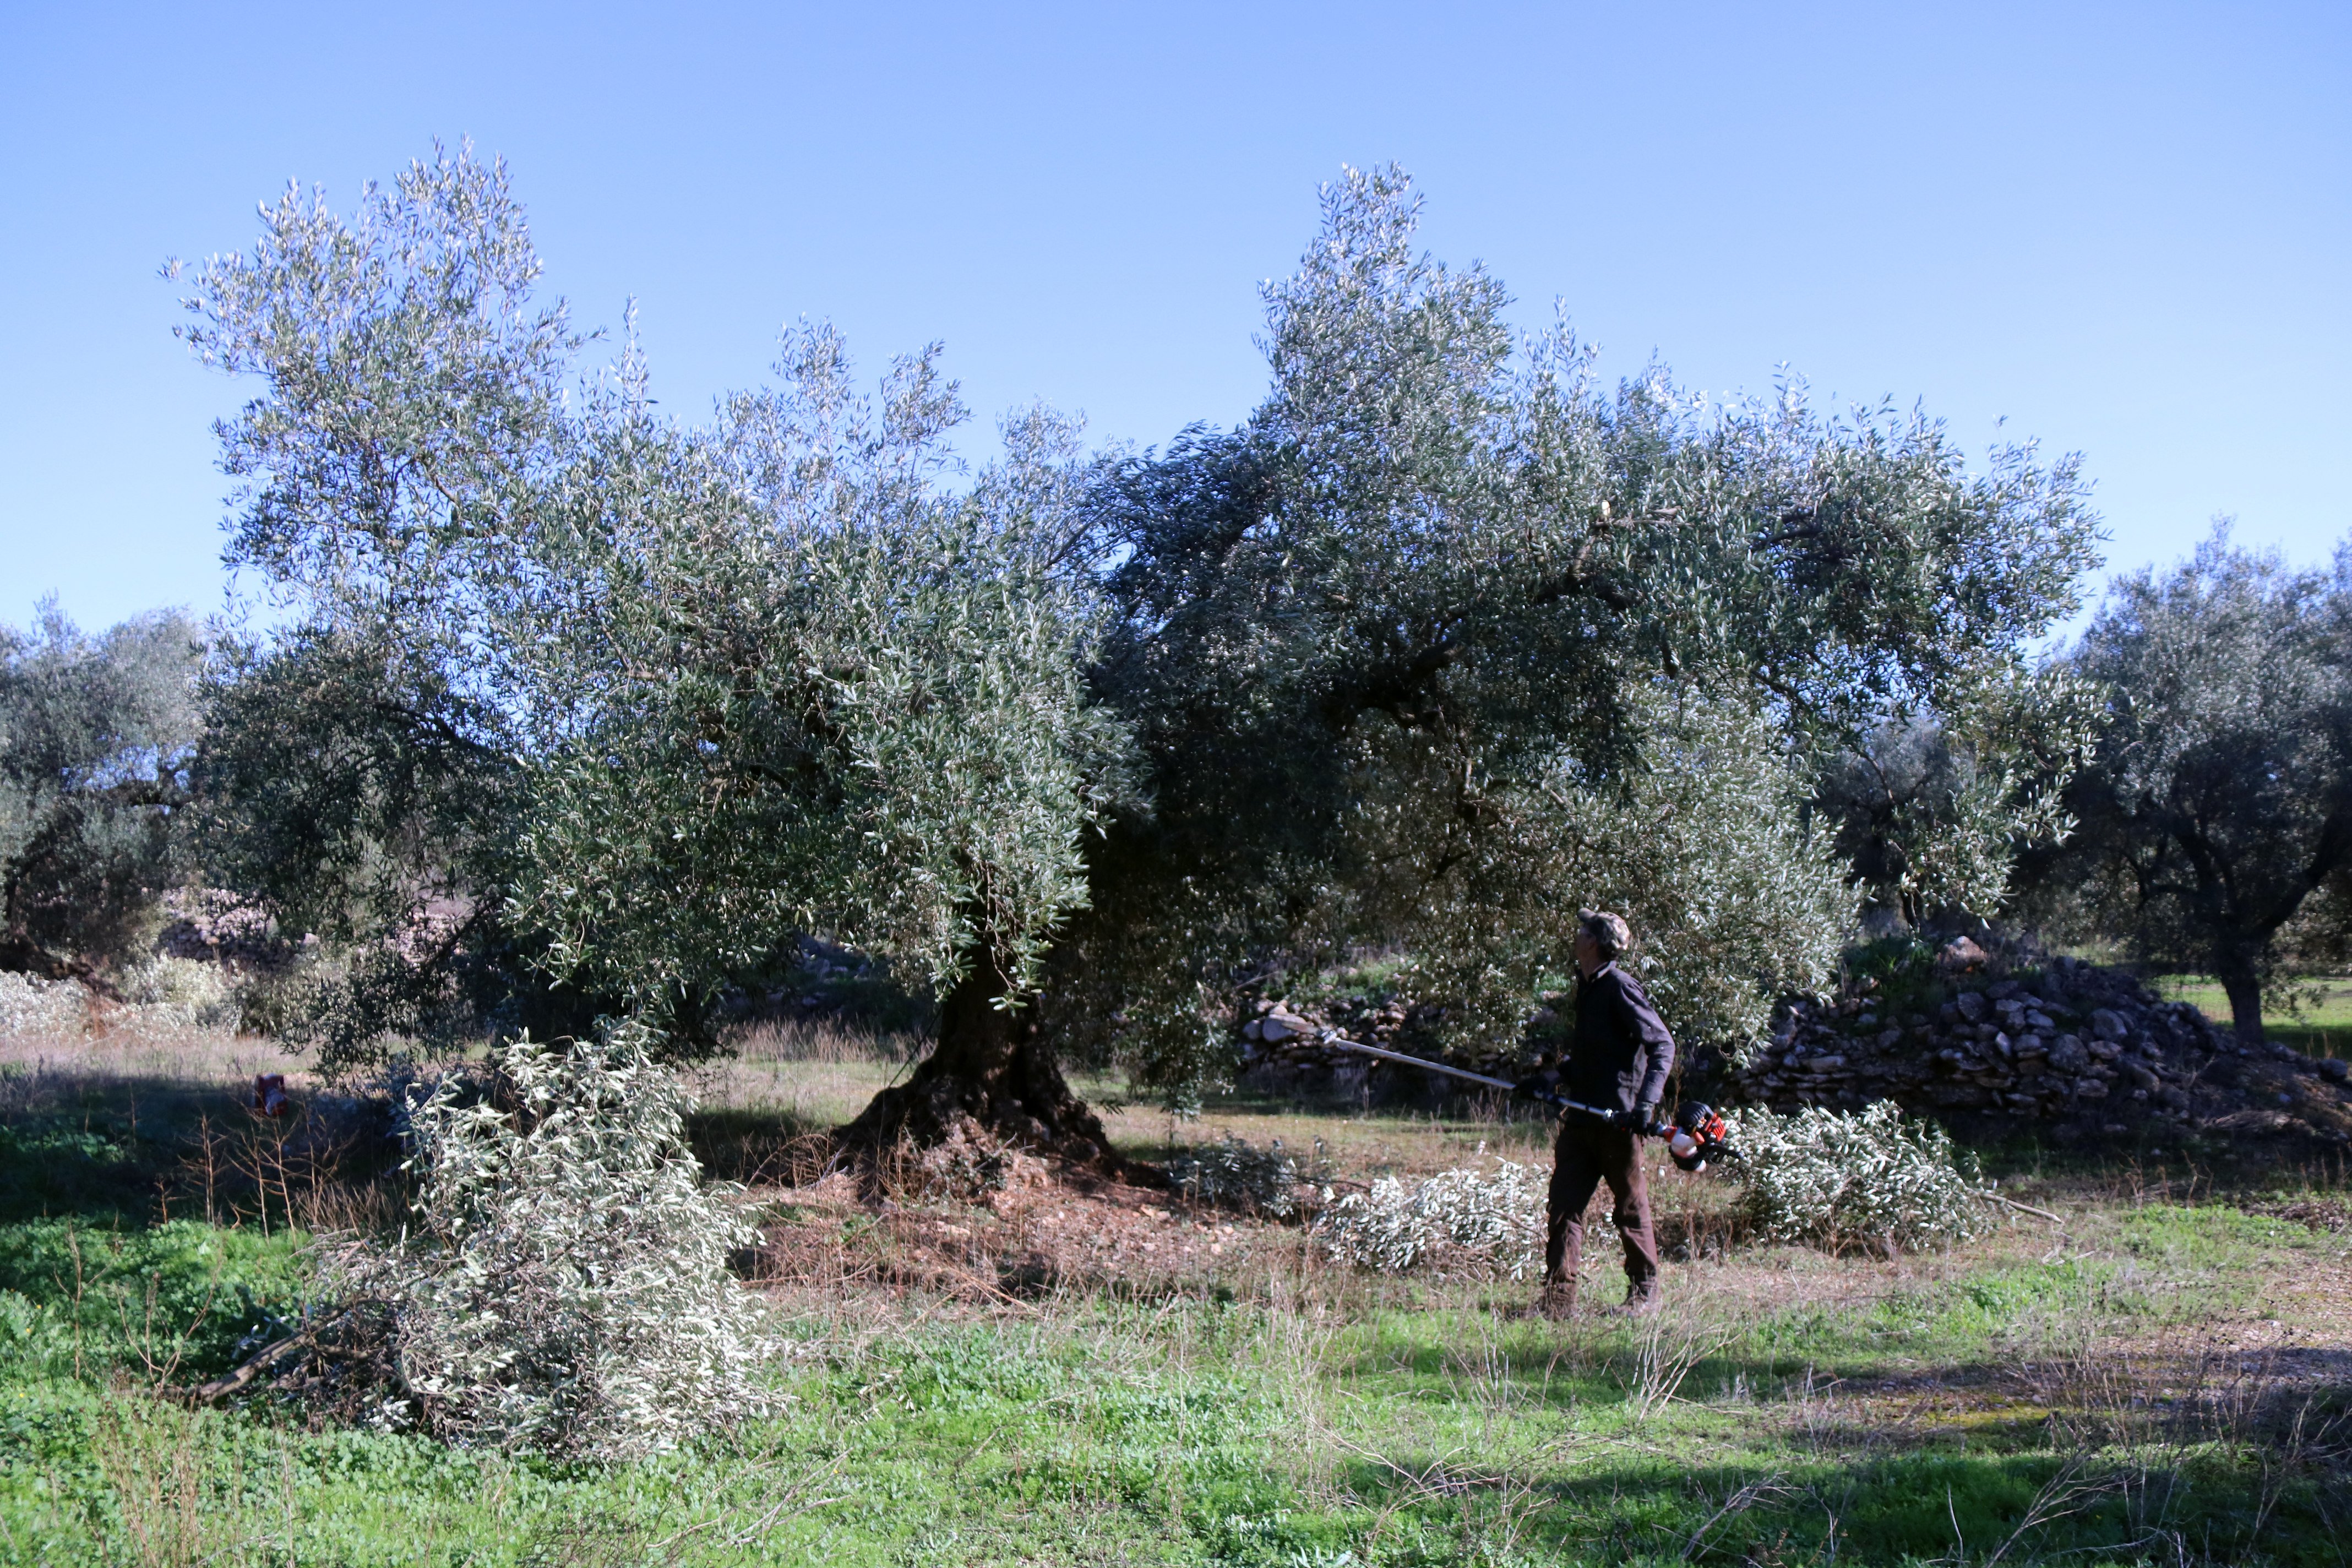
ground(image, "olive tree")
xmin=177 ymin=150 xmax=581 ymax=1065
xmin=2024 ymin=526 xmax=2352 ymax=1040
xmin=183 ymin=149 xmax=1133 ymax=1157
xmin=1053 ymin=167 xmax=2100 ymax=1096
xmin=1 ymin=603 xmax=202 ymax=978
xmin=183 ymin=149 xmax=2100 ymax=1156
xmin=501 ymin=337 xmax=1136 ymax=1155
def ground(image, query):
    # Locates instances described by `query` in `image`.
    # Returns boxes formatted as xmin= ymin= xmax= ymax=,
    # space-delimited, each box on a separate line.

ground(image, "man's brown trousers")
xmin=1543 ymin=1119 xmax=1659 ymax=1303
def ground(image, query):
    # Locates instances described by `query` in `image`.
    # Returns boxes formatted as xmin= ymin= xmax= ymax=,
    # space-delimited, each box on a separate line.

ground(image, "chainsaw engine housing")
xmin=1668 ymin=1102 xmax=1732 ymax=1173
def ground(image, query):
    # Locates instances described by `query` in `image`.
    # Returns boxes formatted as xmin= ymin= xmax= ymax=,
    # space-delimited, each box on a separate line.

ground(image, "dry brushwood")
xmin=1724 ymin=1099 xmax=2000 ymax=1255
xmin=318 ymin=1027 xmax=777 ymax=1459
xmin=1165 ymin=1133 xmax=1332 ymax=1218
xmin=1314 ymin=1159 xmax=1547 ymax=1279
xmin=188 ymin=1300 xmax=401 ymax=1422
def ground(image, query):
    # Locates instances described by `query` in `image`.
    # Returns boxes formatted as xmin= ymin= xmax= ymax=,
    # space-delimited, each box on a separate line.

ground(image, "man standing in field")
xmin=1522 ymin=910 xmax=1674 ymax=1317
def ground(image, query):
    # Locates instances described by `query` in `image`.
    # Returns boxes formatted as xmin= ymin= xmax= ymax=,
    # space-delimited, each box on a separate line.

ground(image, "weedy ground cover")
xmin=0 ymin=1022 xmax=2346 ymax=1566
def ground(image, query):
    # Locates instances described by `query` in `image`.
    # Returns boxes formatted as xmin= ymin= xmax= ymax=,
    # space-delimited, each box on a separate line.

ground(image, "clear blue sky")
xmin=3 ymin=1 xmax=2344 ymax=633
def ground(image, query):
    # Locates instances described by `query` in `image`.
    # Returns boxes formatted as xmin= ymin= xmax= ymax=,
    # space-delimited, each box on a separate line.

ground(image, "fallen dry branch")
xmin=189 ymin=1332 xmax=316 ymax=1406
xmin=1989 ymin=1193 xmax=2066 ymax=1225
xmin=187 ymin=1300 xmax=390 ymax=1408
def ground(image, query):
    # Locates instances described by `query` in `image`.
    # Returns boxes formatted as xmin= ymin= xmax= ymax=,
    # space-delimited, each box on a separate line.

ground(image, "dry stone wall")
xmin=1737 ymin=952 xmax=2352 ymax=1139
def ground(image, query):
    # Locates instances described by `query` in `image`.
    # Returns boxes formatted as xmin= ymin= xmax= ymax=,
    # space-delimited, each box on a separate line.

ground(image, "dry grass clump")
xmin=0 ymin=1000 xmax=290 ymax=1088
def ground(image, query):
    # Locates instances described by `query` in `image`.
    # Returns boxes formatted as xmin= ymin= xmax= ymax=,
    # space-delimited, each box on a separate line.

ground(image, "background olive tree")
xmin=1813 ymin=668 xmax=2099 ymax=936
xmin=174 ymin=146 xmax=570 ymax=1064
xmin=2021 ymin=526 xmax=2352 ymax=1040
xmin=190 ymin=622 xmax=551 ymax=1061
xmin=0 ymin=602 xmax=202 ymax=980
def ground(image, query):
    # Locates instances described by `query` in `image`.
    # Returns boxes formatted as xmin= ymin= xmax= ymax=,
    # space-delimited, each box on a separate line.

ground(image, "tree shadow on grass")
xmin=1318 ymin=1301 xmax=2352 ymax=1564
xmin=1327 ymin=1320 xmax=2023 ymax=1408
xmin=1331 ymin=1442 xmax=2348 ymax=1567
xmin=0 ymin=1063 xmax=399 ymax=1231
xmin=685 ymin=1105 xmax=840 ymax=1188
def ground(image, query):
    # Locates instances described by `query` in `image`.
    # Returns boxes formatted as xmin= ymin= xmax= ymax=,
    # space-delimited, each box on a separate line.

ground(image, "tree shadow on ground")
xmin=0 ymin=1065 xmax=396 ymax=1229
xmin=1332 ymin=1441 xmax=2350 ymax=1567
xmin=685 ymin=1105 xmax=839 ymax=1187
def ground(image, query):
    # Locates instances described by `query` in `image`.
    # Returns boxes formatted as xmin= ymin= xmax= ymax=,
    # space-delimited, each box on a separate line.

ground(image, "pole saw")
xmin=1320 ymin=1032 xmax=1738 ymax=1174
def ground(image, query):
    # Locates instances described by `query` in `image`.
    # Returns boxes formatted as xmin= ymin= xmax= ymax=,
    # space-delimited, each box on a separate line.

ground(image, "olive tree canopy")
xmin=0 ymin=604 xmax=202 ymax=978
xmin=1054 ymin=167 xmax=2101 ymax=1101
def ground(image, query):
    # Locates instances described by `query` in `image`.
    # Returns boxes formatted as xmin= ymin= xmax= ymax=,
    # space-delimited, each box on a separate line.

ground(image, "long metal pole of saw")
xmin=1321 ymin=1033 xmax=1620 ymax=1120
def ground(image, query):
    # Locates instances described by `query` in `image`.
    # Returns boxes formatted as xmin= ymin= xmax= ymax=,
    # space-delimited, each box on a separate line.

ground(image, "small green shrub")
xmin=115 ymin=955 xmax=242 ymax=1031
xmin=1313 ymin=1159 xmax=1545 ymax=1278
xmin=0 ymin=972 xmax=91 ymax=1038
xmin=1167 ymin=1134 xmax=1330 ymax=1218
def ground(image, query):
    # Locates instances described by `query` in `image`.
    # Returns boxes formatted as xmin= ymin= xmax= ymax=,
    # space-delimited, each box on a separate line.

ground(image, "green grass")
xmin=0 ymin=1219 xmax=307 ymax=1384
xmin=6 ymin=1271 xmax=2344 ymax=1566
xmin=1 ymin=1037 xmax=2347 ymax=1565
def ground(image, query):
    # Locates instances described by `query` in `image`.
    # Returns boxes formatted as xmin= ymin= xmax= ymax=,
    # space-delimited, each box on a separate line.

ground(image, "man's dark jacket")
xmin=1561 ymin=962 xmax=1675 ymax=1115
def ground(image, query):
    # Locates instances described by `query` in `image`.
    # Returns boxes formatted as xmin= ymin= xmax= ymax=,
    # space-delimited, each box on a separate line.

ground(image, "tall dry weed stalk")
xmin=89 ymin=1398 xmax=231 ymax=1568
xmin=182 ymin=1106 xmax=386 ymax=1235
xmin=726 ymin=1019 xmax=921 ymax=1066
xmin=1619 ymin=1290 xmax=1734 ymax=1423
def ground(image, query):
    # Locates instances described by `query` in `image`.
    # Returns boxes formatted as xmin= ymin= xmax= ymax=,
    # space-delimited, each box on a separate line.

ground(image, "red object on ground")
xmin=253 ymin=1073 xmax=290 ymax=1118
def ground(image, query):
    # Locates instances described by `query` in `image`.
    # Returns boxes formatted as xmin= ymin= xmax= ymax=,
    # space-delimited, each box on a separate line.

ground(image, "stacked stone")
xmin=1738 ymin=950 xmax=2351 ymax=1138
xmin=156 ymin=889 xmax=299 ymax=970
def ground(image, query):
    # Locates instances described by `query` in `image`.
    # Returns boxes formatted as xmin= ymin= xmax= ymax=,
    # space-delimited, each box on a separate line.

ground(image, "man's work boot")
xmin=1616 ymin=1278 xmax=1660 ymax=1317
xmin=1515 ymin=1281 xmax=1575 ymax=1320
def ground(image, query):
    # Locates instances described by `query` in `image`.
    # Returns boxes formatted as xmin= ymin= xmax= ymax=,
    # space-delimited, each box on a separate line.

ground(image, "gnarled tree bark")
xmin=835 ymin=946 xmax=1134 ymax=1177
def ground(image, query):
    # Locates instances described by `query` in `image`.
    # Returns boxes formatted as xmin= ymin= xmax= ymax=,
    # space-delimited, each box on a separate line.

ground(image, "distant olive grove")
xmin=9 ymin=147 xmax=2345 ymax=1155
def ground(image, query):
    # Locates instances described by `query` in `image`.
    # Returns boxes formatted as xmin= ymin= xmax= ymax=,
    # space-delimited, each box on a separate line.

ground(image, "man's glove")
xmin=1634 ymin=1102 xmax=1667 ymax=1137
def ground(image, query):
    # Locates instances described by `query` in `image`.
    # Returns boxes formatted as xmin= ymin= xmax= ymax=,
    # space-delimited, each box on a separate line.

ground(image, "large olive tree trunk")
xmin=836 ymin=948 xmax=1129 ymax=1174
xmin=2215 ymin=962 xmax=2266 ymax=1044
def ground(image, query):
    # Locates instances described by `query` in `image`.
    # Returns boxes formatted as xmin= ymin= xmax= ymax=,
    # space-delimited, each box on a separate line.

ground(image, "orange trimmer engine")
xmin=1667 ymin=1102 xmax=1733 ymax=1174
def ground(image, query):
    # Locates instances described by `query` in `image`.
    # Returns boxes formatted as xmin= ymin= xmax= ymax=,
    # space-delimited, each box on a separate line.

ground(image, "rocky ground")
xmin=1232 ymin=948 xmax=2352 ymax=1152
